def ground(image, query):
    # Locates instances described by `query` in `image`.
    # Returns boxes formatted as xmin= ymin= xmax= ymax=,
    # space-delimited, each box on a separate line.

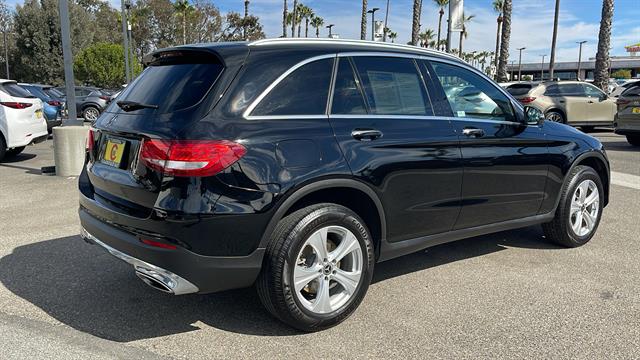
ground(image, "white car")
xmin=0 ymin=79 xmax=48 ymax=161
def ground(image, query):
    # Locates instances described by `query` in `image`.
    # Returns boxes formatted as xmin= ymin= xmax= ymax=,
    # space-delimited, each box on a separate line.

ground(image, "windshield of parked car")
xmin=506 ymin=84 xmax=533 ymax=96
xmin=1 ymin=83 xmax=36 ymax=98
xmin=621 ymin=85 xmax=640 ymax=97
xmin=45 ymin=88 xmax=64 ymax=98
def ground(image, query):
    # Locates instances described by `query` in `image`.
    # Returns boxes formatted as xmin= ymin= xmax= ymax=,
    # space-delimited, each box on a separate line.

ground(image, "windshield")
xmin=506 ymin=84 xmax=533 ymax=96
xmin=2 ymin=83 xmax=36 ymax=98
xmin=116 ymin=55 xmax=223 ymax=113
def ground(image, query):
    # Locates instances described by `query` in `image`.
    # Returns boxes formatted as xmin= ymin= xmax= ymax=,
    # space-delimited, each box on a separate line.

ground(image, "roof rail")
xmin=249 ymin=38 xmax=462 ymax=62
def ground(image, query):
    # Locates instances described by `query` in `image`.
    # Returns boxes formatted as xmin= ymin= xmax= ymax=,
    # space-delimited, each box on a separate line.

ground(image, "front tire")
xmin=5 ymin=146 xmax=25 ymax=157
xmin=543 ymin=165 xmax=604 ymax=247
xmin=545 ymin=110 xmax=565 ymax=124
xmin=257 ymin=203 xmax=375 ymax=332
xmin=626 ymin=135 xmax=640 ymax=146
xmin=82 ymin=106 xmax=100 ymax=122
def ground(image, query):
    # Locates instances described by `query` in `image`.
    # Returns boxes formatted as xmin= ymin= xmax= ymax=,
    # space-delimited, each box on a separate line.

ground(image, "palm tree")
xmin=457 ymin=13 xmax=474 ymax=56
xmin=419 ymin=29 xmax=435 ymax=48
xmin=300 ymin=5 xmax=313 ymax=37
xmin=360 ymin=0 xmax=367 ymax=40
xmin=411 ymin=0 xmax=422 ymax=46
xmin=173 ymin=0 xmax=194 ymax=45
xmin=433 ymin=0 xmax=449 ymax=51
xmin=310 ymin=16 xmax=324 ymax=38
xmin=548 ymin=0 xmax=560 ymax=79
xmin=497 ymin=0 xmax=511 ymax=82
xmin=291 ymin=0 xmax=298 ymax=37
xmin=492 ymin=0 xmax=503 ymax=72
xmin=388 ymin=30 xmax=398 ymax=43
xmin=282 ymin=0 xmax=287 ymax=37
xmin=594 ymin=0 xmax=614 ymax=91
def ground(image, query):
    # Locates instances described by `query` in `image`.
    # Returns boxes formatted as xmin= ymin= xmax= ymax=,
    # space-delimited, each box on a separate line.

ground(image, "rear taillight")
xmin=47 ymin=100 xmax=62 ymax=106
xmin=1 ymin=102 xmax=33 ymax=109
xmin=139 ymin=139 xmax=246 ymax=177
xmin=99 ymin=95 xmax=110 ymax=101
xmin=87 ymin=128 xmax=96 ymax=152
xmin=519 ymin=97 xmax=537 ymax=104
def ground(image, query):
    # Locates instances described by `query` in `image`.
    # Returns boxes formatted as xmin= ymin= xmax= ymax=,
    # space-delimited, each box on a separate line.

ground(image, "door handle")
xmin=462 ymin=128 xmax=485 ymax=138
xmin=588 ymin=100 xmax=595 ymax=104
xmin=351 ymin=129 xmax=383 ymax=141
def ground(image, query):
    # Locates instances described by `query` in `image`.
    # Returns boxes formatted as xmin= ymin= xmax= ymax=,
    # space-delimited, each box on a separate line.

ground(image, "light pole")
xmin=383 ymin=0 xmax=390 ymax=42
xmin=517 ymin=47 xmax=526 ymax=82
xmin=510 ymin=60 xmax=515 ymax=81
xmin=326 ymin=24 xmax=334 ymax=38
xmin=576 ymin=40 xmax=587 ymax=81
xmin=540 ymin=54 xmax=546 ymax=81
xmin=367 ymin=7 xmax=379 ymax=41
xmin=121 ymin=0 xmax=130 ymax=84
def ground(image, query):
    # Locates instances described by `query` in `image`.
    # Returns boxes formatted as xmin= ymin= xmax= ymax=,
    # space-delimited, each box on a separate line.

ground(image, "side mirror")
xmin=524 ymin=106 xmax=544 ymax=126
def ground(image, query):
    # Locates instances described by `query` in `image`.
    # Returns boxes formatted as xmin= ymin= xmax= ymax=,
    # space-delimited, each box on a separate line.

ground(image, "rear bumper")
xmin=79 ymin=207 xmax=265 ymax=294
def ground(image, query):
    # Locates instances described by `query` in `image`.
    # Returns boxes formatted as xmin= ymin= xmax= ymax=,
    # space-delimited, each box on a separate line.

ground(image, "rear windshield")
xmin=45 ymin=88 xmax=64 ymax=98
xmin=506 ymin=84 xmax=533 ymax=96
xmin=621 ymin=85 xmax=640 ymax=97
xmin=116 ymin=53 xmax=223 ymax=113
xmin=1 ymin=83 xmax=35 ymax=98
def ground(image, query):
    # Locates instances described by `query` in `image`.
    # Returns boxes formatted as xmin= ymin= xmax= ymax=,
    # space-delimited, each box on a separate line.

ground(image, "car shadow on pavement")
xmin=0 ymin=227 xmax=560 ymax=342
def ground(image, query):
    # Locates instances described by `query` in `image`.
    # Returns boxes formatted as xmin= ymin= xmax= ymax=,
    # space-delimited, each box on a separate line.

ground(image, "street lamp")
xmin=517 ymin=47 xmax=526 ymax=82
xmin=121 ymin=0 xmax=130 ymax=84
xmin=326 ymin=24 xmax=335 ymax=38
xmin=540 ymin=54 xmax=546 ymax=81
xmin=510 ymin=60 xmax=515 ymax=81
xmin=576 ymin=40 xmax=587 ymax=81
xmin=367 ymin=7 xmax=380 ymax=41
xmin=383 ymin=0 xmax=390 ymax=42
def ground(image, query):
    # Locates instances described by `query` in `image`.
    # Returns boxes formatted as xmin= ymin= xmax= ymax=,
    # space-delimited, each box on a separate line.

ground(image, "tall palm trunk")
xmin=497 ymin=0 xmax=511 ymax=82
xmin=182 ymin=13 xmax=186 ymax=44
xmin=458 ymin=28 xmax=464 ymax=57
xmin=548 ymin=0 xmax=560 ymax=79
xmin=305 ymin=18 xmax=309 ymax=37
xmin=282 ymin=0 xmax=287 ymax=37
xmin=411 ymin=0 xmax=422 ymax=46
xmin=594 ymin=0 xmax=614 ymax=91
xmin=494 ymin=16 xmax=502 ymax=71
xmin=361 ymin=0 xmax=368 ymax=40
xmin=316 ymin=26 xmax=320 ymax=38
xmin=291 ymin=0 xmax=297 ymax=37
xmin=437 ymin=7 xmax=444 ymax=51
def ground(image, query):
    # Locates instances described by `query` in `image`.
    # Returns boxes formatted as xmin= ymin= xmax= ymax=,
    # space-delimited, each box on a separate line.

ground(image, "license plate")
xmin=632 ymin=107 xmax=640 ymax=114
xmin=102 ymin=138 xmax=127 ymax=168
xmin=35 ymin=109 xmax=43 ymax=119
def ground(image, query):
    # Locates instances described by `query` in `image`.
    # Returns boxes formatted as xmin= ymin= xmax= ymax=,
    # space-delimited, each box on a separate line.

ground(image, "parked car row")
xmin=505 ymin=80 xmax=640 ymax=146
xmin=53 ymin=86 xmax=112 ymax=122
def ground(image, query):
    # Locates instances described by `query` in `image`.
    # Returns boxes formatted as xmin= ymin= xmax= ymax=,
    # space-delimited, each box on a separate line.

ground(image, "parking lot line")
xmin=611 ymin=171 xmax=640 ymax=190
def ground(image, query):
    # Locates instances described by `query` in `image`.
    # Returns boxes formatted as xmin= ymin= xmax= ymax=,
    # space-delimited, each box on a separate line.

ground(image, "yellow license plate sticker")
xmin=632 ymin=107 xmax=640 ymax=114
xmin=35 ymin=109 xmax=43 ymax=119
xmin=103 ymin=139 xmax=126 ymax=167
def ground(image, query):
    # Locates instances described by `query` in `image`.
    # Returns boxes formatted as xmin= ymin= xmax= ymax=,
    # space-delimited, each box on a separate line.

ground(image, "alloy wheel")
xmin=84 ymin=107 xmax=99 ymax=122
xmin=546 ymin=112 xmax=564 ymax=123
xmin=293 ymin=225 xmax=363 ymax=314
xmin=569 ymin=179 xmax=600 ymax=237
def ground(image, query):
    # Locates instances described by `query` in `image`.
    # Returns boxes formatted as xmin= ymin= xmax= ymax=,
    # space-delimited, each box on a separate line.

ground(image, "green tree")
xmin=611 ymin=69 xmax=631 ymax=79
xmin=458 ymin=13 xmax=474 ymax=56
xmin=418 ymin=28 xmax=435 ymax=48
xmin=594 ymin=0 xmax=614 ymax=91
xmin=310 ymin=15 xmax=323 ymax=38
xmin=218 ymin=11 xmax=264 ymax=41
xmin=433 ymin=0 xmax=448 ymax=51
xmin=388 ymin=31 xmax=397 ymax=43
xmin=74 ymin=42 xmax=140 ymax=88
xmin=174 ymin=0 xmax=194 ymax=44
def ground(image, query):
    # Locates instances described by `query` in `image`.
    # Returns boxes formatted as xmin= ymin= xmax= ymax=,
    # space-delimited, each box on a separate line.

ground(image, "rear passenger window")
xmin=557 ymin=84 xmax=585 ymax=97
xmin=431 ymin=62 xmax=515 ymax=122
xmin=351 ymin=57 xmax=432 ymax=115
xmin=331 ymin=58 xmax=367 ymax=115
xmin=252 ymin=58 xmax=333 ymax=116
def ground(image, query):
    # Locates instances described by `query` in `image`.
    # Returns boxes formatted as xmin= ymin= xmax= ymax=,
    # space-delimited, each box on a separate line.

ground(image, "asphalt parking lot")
xmin=0 ymin=130 xmax=638 ymax=359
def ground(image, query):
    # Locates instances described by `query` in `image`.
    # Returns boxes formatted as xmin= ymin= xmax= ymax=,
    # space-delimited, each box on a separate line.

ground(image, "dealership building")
xmin=506 ymin=43 xmax=640 ymax=81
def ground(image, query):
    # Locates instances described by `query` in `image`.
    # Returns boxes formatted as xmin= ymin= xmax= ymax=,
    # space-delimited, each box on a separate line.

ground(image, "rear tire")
xmin=543 ymin=165 xmax=604 ymax=247
xmin=256 ymin=203 xmax=374 ymax=332
xmin=545 ymin=110 xmax=565 ymax=124
xmin=0 ymin=136 xmax=6 ymax=161
xmin=5 ymin=146 xmax=25 ymax=157
xmin=82 ymin=106 xmax=100 ymax=122
xmin=626 ymin=135 xmax=640 ymax=146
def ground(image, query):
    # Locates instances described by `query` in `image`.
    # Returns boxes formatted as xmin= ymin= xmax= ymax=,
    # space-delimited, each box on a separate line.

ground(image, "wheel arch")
xmin=258 ymin=178 xmax=387 ymax=259
xmin=545 ymin=108 xmax=566 ymax=123
xmin=556 ymin=151 xmax=610 ymax=209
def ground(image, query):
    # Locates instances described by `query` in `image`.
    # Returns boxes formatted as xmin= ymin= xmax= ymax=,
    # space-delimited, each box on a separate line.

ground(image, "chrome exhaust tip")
xmin=136 ymin=271 xmax=174 ymax=294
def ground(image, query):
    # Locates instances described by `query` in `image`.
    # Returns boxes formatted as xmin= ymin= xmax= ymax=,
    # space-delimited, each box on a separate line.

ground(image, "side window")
xmin=558 ymin=84 xmax=585 ymax=97
xmin=583 ymin=84 xmax=605 ymax=98
xmin=351 ymin=57 xmax=432 ymax=115
xmin=252 ymin=58 xmax=333 ymax=116
xmin=331 ymin=58 xmax=367 ymax=115
xmin=430 ymin=61 xmax=515 ymax=122
xmin=544 ymin=84 xmax=560 ymax=96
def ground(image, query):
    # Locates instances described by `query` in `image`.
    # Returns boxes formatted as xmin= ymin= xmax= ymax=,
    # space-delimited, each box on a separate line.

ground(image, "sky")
xmin=7 ymin=0 xmax=640 ymax=64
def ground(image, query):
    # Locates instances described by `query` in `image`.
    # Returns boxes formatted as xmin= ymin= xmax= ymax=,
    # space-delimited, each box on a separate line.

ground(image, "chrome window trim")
xmin=243 ymin=49 xmax=525 ymax=122
xmin=242 ymin=53 xmax=337 ymax=119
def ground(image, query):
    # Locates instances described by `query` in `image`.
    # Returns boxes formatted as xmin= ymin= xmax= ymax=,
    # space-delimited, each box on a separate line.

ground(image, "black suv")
xmin=79 ymin=39 xmax=610 ymax=331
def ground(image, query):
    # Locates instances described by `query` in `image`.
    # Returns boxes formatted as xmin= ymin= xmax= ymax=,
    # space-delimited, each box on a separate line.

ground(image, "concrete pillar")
xmin=53 ymin=125 xmax=89 ymax=176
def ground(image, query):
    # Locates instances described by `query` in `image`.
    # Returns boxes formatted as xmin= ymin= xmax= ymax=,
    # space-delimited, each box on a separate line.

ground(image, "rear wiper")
xmin=116 ymin=100 xmax=159 ymax=112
